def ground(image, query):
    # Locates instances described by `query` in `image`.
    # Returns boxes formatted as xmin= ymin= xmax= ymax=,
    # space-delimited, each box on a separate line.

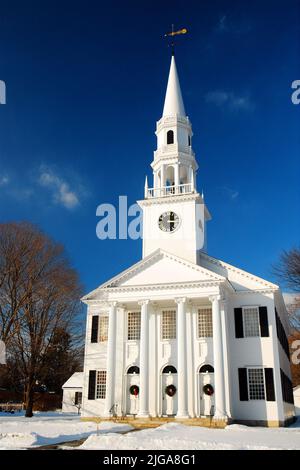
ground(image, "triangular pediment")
xmin=199 ymin=252 xmax=278 ymax=291
xmin=83 ymin=249 xmax=225 ymax=300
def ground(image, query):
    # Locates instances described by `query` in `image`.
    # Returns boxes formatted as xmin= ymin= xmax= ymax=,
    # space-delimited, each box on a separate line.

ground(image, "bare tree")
xmin=0 ymin=222 xmax=83 ymax=417
xmin=274 ymin=247 xmax=300 ymax=331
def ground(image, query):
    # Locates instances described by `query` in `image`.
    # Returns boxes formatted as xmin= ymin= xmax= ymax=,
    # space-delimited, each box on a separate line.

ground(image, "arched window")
xmin=199 ymin=364 xmax=214 ymax=374
xmin=167 ymin=130 xmax=174 ymax=145
xmin=127 ymin=366 xmax=140 ymax=374
xmin=162 ymin=365 xmax=177 ymax=374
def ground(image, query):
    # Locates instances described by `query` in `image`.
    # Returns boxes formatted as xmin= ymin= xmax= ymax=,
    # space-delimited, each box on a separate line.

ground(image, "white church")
xmin=81 ymin=54 xmax=295 ymax=426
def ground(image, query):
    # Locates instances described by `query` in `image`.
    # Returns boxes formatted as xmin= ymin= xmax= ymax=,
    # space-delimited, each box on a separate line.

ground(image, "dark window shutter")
xmin=264 ymin=368 xmax=275 ymax=401
xmin=238 ymin=368 xmax=248 ymax=401
xmin=91 ymin=315 xmax=99 ymax=343
xmin=259 ymin=306 xmax=269 ymax=337
xmin=234 ymin=308 xmax=244 ymax=338
xmin=75 ymin=391 xmax=79 ymax=405
xmin=88 ymin=370 xmax=96 ymax=400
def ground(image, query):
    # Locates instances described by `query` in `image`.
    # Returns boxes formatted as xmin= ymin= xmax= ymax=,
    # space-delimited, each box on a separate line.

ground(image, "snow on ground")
xmin=0 ymin=412 xmax=133 ymax=449
xmin=0 ymin=411 xmax=299 ymax=450
xmin=77 ymin=420 xmax=300 ymax=451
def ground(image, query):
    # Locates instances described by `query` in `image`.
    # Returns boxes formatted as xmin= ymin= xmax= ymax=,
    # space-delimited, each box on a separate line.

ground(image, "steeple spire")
xmin=162 ymin=55 xmax=186 ymax=117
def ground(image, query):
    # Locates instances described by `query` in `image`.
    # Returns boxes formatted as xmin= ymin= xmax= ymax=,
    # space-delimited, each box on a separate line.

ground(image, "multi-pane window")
xmin=248 ymin=368 xmax=265 ymax=400
xmin=99 ymin=316 xmax=109 ymax=342
xmin=161 ymin=310 xmax=176 ymax=340
xmin=243 ymin=307 xmax=260 ymax=337
xmin=96 ymin=370 xmax=107 ymax=399
xmin=127 ymin=312 xmax=141 ymax=340
xmin=198 ymin=308 xmax=213 ymax=337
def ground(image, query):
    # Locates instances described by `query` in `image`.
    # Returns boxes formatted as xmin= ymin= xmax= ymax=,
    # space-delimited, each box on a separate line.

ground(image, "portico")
xmin=98 ymin=279 xmax=228 ymax=420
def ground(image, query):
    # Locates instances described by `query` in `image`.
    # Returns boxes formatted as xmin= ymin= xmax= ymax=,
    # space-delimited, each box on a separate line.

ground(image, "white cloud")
xmin=216 ymin=15 xmax=228 ymax=33
xmin=222 ymin=186 xmax=239 ymax=201
xmin=0 ymin=175 xmax=9 ymax=186
xmin=215 ymin=14 xmax=252 ymax=34
xmin=38 ymin=168 xmax=80 ymax=210
xmin=205 ymin=91 xmax=255 ymax=112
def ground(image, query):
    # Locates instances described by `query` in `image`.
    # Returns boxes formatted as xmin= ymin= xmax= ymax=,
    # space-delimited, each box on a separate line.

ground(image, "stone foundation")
xmin=81 ymin=416 xmax=229 ymax=429
xmin=81 ymin=415 xmax=296 ymax=428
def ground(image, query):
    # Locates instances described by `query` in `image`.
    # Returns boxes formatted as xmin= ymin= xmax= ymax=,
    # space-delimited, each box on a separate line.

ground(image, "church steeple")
xmin=162 ymin=55 xmax=186 ymax=118
xmin=139 ymin=53 xmax=211 ymax=263
xmin=144 ymin=54 xmax=198 ymax=198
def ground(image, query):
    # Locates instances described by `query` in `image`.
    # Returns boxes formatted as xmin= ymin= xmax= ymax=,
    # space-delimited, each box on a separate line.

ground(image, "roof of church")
xmin=162 ymin=55 xmax=186 ymax=117
xmin=82 ymin=248 xmax=281 ymax=302
xmin=62 ymin=372 xmax=83 ymax=389
xmin=198 ymin=251 xmax=279 ymax=290
xmin=82 ymin=249 xmax=226 ymax=300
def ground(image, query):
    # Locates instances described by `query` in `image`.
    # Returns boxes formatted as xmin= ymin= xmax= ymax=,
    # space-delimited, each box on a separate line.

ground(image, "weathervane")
xmin=164 ymin=24 xmax=187 ymax=55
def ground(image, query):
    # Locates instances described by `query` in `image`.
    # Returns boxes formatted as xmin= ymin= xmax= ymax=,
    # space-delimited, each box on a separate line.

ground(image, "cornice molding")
xmin=138 ymin=192 xmax=203 ymax=207
xmin=234 ymin=288 xmax=278 ymax=295
xmin=199 ymin=252 xmax=279 ymax=290
xmin=151 ymin=153 xmax=197 ymax=170
xmin=97 ymin=280 xmax=223 ymax=294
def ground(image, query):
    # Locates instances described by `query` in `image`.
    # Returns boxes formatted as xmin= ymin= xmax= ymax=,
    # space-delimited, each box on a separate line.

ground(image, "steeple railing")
xmin=145 ymin=183 xmax=193 ymax=199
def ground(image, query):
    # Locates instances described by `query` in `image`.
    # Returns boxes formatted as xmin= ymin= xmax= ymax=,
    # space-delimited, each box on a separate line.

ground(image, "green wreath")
xmin=165 ymin=384 xmax=177 ymax=397
xmin=203 ymin=384 xmax=214 ymax=396
xmin=129 ymin=385 xmax=139 ymax=396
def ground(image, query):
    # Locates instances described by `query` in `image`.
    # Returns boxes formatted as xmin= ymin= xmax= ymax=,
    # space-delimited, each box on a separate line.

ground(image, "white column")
xmin=174 ymin=163 xmax=180 ymax=192
xmin=138 ymin=300 xmax=150 ymax=417
xmin=160 ymin=165 xmax=165 ymax=193
xmin=190 ymin=166 xmax=195 ymax=191
xmin=176 ymin=298 xmax=189 ymax=418
xmin=104 ymin=302 xmax=117 ymax=416
xmin=220 ymin=297 xmax=231 ymax=418
xmin=209 ymin=295 xmax=226 ymax=420
xmin=154 ymin=171 xmax=158 ymax=190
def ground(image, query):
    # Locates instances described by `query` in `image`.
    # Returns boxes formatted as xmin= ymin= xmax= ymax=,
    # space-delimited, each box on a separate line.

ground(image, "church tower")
xmin=139 ymin=54 xmax=211 ymax=264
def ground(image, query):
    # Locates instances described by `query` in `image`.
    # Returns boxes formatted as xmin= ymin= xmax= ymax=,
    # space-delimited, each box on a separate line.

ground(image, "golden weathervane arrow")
xmin=164 ymin=27 xmax=188 ymax=37
xmin=164 ymin=25 xmax=188 ymax=55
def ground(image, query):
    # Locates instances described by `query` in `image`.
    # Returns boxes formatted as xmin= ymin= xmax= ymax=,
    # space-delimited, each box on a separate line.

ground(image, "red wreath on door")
xmin=203 ymin=384 xmax=214 ymax=396
xmin=129 ymin=385 xmax=139 ymax=396
xmin=165 ymin=384 xmax=177 ymax=397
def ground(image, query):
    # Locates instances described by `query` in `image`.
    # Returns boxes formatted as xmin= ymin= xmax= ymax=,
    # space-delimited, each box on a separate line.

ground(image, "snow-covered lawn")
xmin=0 ymin=412 xmax=132 ymax=449
xmin=77 ymin=420 xmax=300 ymax=450
xmin=0 ymin=412 xmax=299 ymax=450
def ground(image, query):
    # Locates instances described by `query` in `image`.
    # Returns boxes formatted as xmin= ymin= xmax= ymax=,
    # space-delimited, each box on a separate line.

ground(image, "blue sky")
xmin=0 ymin=0 xmax=299 ymax=294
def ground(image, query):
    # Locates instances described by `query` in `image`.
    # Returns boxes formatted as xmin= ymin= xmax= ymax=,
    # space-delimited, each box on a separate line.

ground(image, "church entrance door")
xmin=199 ymin=365 xmax=215 ymax=416
xmin=161 ymin=366 xmax=178 ymax=416
xmin=126 ymin=373 xmax=140 ymax=416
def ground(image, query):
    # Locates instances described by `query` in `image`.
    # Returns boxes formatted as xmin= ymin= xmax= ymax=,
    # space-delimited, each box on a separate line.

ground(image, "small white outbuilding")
xmin=62 ymin=372 xmax=83 ymax=413
xmin=293 ymin=386 xmax=300 ymax=416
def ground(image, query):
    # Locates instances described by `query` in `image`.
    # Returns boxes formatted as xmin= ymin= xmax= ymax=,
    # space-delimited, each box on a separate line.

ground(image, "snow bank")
xmin=0 ymin=413 xmax=133 ymax=449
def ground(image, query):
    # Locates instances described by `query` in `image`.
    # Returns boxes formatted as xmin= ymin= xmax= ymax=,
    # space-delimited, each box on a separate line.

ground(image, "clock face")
xmin=158 ymin=211 xmax=180 ymax=232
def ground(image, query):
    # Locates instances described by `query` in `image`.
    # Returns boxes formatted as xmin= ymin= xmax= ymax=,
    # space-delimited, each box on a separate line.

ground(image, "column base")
xmin=176 ymin=413 xmax=189 ymax=419
xmin=137 ymin=412 xmax=150 ymax=418
xmin=213 ymin=414 xmax=227 ymax=421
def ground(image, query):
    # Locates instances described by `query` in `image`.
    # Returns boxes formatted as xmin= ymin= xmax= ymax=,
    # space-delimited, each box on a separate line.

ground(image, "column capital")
xmin=175 ymin=297 xmax=187 ymax=305
xmin=109 ymin=301 xmax=118 ymax=308
xmin=138 ymin=299 xmax=150 ymax=306
xmin=208 ymin=294 xmax=221 ymax=303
